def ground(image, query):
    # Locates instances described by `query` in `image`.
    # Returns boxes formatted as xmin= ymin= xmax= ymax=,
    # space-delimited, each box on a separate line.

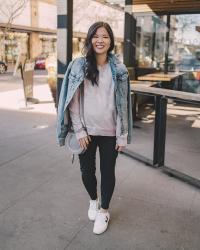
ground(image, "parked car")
xmin=0 ymin=61 xmax=7 ymax=74
xmin=34 ymin=55 xmax=46 ymax=70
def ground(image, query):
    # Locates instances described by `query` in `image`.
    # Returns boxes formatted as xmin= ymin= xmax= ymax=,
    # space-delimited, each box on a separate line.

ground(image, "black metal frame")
xmin=177 ymin=75 xmax=183 ymax=91
xmin=164 ymin=14 xmax=170 ymax=74
xmin=161 ymin=166 xmax=200 ymax=189
xmin=123 ymin=89 xmax=200 ymax=188
xmin=124 ymin=0 xmax=137 ymax=69
xmin=123 ymin=149 xmax=153 ymax=166
xmin=153 ymin=96 xmax=167 ymax=166
xmin=124 ymin=92 xmax=164 ymax=167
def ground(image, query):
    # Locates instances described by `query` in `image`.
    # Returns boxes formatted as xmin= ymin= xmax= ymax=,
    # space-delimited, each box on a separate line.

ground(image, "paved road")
xmin=0 ymin=70 xmax=48 ymax=92
xmin=0 ymin=72 xmax=199 ymax=250
xmin=0 ymin=105 xmax=200 ymax=250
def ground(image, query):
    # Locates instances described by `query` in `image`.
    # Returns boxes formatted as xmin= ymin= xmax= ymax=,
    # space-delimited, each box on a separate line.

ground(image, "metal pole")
xmin=153 ymin=95 xmax=161 ymax=166
xmin=153 ymin=95 xmax=167 ymax=166
xmin=151 ymin=20 xmax=156 ymax=62
xmin=57 ymin=0 xmax=73 ymax=107
xmin=158 ymin=97 xmax=167 ymax=166
xmin=164 ymin=14 xmax=170 ymax=74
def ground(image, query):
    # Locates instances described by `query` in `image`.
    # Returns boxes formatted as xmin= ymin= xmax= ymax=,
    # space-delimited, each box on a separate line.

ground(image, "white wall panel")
xmin=38 ymin=2 xmax=57 ymax=29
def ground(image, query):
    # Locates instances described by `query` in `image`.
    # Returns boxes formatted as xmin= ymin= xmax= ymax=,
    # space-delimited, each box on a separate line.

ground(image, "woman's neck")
xmin=95 ymin=53 xmax=108 ymax=66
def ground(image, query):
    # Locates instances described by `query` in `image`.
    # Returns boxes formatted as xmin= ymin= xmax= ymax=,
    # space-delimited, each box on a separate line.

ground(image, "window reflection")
xmin=170 ymin=14 xmax=200 ymax=93
xmin=136 ymin=13 xmax=200 ymax=93
xmin=136 ymin=15 xmax=166 ymax=69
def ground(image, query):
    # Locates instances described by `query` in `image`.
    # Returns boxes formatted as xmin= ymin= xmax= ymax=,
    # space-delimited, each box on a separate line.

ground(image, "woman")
xmin=57 ymin=22 xmax=132 ymax=235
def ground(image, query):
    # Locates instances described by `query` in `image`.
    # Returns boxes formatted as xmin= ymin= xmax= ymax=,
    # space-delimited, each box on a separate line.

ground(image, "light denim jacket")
xmin=57 ymin=53 xmax=132 ymax=146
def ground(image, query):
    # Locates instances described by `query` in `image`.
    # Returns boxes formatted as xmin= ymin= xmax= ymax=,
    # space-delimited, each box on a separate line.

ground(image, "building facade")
xmin=0 ymin=0 xmax=124 ymax=64
xmin=0 ymin=0 xmax=57 ymax=63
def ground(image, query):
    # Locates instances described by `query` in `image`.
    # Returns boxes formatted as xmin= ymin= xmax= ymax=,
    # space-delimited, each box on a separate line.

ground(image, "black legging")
xmin=78 ymin=136 xmax=118 ymax=209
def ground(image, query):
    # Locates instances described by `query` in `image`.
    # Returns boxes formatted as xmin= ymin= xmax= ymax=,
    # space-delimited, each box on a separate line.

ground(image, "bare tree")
xmin=176 ymin=15 xmax=196 ymax=44
xmin=0 ymin=0 xmax=28 ymax=61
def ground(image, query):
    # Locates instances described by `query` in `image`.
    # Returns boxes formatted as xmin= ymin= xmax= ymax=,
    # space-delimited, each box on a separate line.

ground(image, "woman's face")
xmin=92 ymin=27 xmax=111 ymax=56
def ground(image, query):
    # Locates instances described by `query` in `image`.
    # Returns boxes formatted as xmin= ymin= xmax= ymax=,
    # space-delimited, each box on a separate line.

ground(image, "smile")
xmin=96 ymin=45 xmax=105 ymax=49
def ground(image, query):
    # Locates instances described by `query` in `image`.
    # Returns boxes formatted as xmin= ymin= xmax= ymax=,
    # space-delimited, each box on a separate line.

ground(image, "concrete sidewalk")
xmin=0 ymin=85 xmax=199 ymax=250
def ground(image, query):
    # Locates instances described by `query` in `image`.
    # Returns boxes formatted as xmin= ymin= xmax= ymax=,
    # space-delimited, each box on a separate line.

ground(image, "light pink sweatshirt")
xmin=68 ymin=63 xmax=127 ymax=146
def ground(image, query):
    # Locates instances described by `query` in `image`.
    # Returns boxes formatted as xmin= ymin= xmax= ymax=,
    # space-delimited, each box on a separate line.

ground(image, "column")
xmin=57 ymin=0 xmax=73 ymax=107
xmin=124 ymin=0 xmax=136 ymax=79
xmin=30 ymin=0 xmax=41 ymax=59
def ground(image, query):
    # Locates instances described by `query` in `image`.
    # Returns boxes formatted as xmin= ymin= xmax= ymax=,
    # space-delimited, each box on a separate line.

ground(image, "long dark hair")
xmin=83 ymin=22 xmax=115 ymax=85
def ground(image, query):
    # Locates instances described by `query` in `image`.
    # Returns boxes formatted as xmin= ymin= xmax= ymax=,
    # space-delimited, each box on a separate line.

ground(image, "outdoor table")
xmin=137 ymin=72 xmax=185 ymax=91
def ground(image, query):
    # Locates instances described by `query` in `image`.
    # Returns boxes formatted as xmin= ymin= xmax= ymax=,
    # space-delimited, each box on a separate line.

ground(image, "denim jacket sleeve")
xmin=116 ymin=64 xmax=133 ymax=144
xmin=127 ymin=75 xmax=133 ymax=144
xmin=56 ymin=61 xmax=73 ymax=146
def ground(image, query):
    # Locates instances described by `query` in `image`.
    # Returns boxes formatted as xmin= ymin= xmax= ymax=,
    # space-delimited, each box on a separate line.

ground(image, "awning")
xmin=131 ymin=0 xmax=200 ymax=14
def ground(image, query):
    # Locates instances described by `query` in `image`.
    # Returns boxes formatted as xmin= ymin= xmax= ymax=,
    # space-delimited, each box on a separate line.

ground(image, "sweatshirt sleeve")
xmin=68 ymin=88 xmax=87 ymax=140
xmin=116 ymin=114 xmax=128 ymax=147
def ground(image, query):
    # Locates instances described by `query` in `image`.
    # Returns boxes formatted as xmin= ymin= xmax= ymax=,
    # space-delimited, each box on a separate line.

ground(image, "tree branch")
xmin=12 ymin=0 xmax=27 ymax=20
xmin=0 ymin=0 xmax=27 ymax=26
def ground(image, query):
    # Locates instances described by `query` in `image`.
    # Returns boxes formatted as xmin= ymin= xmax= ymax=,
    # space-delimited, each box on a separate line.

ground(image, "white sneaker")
xmin=93 ymin=211 xmax=110 ymax=235
xmin=88 ymin=199 xmax=99 ymax=221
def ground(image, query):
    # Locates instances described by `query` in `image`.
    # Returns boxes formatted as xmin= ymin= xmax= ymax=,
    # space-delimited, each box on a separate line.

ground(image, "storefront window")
xmin=136 ymin=15 xmax=167 ymax=69
xmin=39 ymin=34 xmax=57 ymax=56
xmin=0 ymin=32 xmax=28 ymax=63
xmin=115 ymin=41 xmax=123 ymax=62
xmin=169 ymin=14 xmax=200 ymax=93
xmin=72 ymin=37 xmax=86 ymax=59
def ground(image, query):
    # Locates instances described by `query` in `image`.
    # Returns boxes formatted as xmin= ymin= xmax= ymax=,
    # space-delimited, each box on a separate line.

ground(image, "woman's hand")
xmin=79 ymin=135 xmax=91 ymax=150
xmin=115 ymin=144 xmax=125 ymax=152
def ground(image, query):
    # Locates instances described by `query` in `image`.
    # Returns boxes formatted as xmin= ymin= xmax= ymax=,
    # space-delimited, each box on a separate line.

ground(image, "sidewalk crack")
xmin=63 ymin=221 xmax=90 ymax=250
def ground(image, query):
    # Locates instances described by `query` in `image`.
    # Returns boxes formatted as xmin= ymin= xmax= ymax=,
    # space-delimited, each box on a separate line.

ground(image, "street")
xmin=0 ymin=69 xmax=48 ymax=92
xmin=0 ymin=71 xmax=200 ymax=250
